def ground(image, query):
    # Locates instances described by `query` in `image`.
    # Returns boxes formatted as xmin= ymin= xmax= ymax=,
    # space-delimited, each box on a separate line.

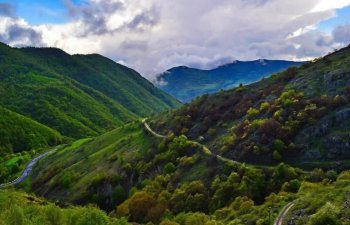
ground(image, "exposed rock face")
xmin=323 ymin=70 xmax=350 ymax=96
xmin=295 ymin=108 xmax=350 ymax=160
xmin=324 ymin=134 xmax=350 ymax=159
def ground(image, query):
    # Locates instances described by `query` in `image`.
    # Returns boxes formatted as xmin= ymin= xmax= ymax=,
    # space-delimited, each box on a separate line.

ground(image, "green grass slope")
xmin=30 ymin=121 xmax=156 ymax=211
xmin=0 ymin=189 xmax=130 ymax=225
xmin=150 ymin=45 xmax=350 ymax=168
xmin=0 ymin=105 xmax=62 ymax=154
xmin=0 ymin=42 xmax=181 ymax=138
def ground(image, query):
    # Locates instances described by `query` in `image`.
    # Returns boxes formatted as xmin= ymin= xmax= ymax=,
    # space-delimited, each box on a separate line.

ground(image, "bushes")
xmin=76 ymin=208 xmax=109 ymax=225
xmin=247 ymin=107 xmax=259 ymax=118
xmin=274 ymin=139 xmax=285 ymax=151
xmin=0 ymin=190 xmax=129 ymax=225
xmin=118 ymin=191 xmax=166 ymax=224
xmin=307 ymin=203 xmax=341 ymax=225
xmin=164 ymin=162 xmax=176 ymax=174
xmin=112 ymin=185 xmax=126 ymax=205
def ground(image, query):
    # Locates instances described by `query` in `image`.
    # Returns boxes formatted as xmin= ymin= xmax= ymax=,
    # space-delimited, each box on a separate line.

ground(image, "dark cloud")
xmin=127 ymin=6 xmax=160 ymax=31
xmin=0 ymin=24 xmax=43 ymax=47
xmin=332 ymin=24 xmax=350 ymax=44
xmin=0 ymin=3 xmax=15 ymax=17
xmin=64 ymin=0 xmax=124 ymax=36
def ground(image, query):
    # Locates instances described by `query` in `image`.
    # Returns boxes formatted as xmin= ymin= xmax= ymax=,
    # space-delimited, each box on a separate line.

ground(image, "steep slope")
xmin=0 ymin=43 xmax=181 ymax=138
xmin=29 ymin=121 xmax=305 ymax=214
xmin=156 ymin=60 xmax=304 ymax=102
xmin=0 ymin=105 xmax=62 ymax=154
xmin=29 ymin=119 xmax=345 ymax=225
xmin=151 ymin=45 xmax=350 ymax=168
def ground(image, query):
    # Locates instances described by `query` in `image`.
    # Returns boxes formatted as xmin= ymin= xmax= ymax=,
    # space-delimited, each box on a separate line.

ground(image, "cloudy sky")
xmin=1 ymin=0 xmax=350 ymax=79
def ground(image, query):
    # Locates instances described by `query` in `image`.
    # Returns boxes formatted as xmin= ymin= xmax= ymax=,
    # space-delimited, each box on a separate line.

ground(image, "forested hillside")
xmin=151 ymin=45 xmax=350 ymax=168
xmin=0 ymin=105 xmax=62 ymax=154
xmin=0 ymin=42 xmax=181 ymax=138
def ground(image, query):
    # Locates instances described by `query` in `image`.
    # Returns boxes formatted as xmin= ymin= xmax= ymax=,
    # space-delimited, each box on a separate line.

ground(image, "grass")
xmin=30 ymin=121 xmax=155 ymax=210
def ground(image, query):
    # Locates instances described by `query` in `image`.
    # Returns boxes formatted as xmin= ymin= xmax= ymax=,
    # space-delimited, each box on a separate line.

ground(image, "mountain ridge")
xmin=156 ymin=59 xmax=305 ymax=102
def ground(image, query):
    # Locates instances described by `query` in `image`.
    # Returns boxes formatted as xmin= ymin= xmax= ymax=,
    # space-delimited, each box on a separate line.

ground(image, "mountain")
xmin=156 ymin=60 xmax=305 ymax=102
xmin=150 ymin=46 xmax=350 ymax=168
xmin=26 ymin=46 xmax=350 ymax=225
xmin=0 ymin=105 xmax=62 ymax=154
xmin=0 ymin=43 xmax=181 ymax=138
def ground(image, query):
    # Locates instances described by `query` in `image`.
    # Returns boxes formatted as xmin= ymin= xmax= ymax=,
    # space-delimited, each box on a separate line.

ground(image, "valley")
xmin=0 ymin=43 xmax=350 ymax=225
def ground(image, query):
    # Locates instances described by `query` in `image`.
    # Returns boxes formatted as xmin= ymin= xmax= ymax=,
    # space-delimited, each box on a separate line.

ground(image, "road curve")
xmin=0 ymin=147 xmax=59 ymax=189
xmin=274 ymin=202 xmax=295 ymax=225
xmin=142 ymin=119 xmax=238 ymax=165
xmin=142 ymin=119 xmax=167 ymax=138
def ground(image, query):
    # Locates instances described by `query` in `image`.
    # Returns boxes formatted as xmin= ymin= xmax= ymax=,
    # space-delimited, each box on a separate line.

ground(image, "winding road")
xmin=143 ymin=119 xmax=297 ymax=224
xmin=0 ymin=147 xmax=59 ymax=189
xmin=142 ymin=119 xmax=238 ymax=165
xmin=274 ymin=202 xmax=295 ymax=225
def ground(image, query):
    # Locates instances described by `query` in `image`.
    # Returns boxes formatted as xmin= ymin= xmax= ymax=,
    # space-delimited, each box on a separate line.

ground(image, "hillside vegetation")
xmin=156 ymin=60 xmax=304 ymax=102
xmin=2 ymin=45 xmax=350 ymax=225
xmin=151 ymin=45 xmax=350 ymax=168
xmin=0 ymin=42 xmax=181 ymax=138
xmin=0 ymin=189 xmax=130 ymax=225
xmin=0 ymin=105 xmax=62 ymax=155
xmin=28 ymin=119 xmax=350 ymax=225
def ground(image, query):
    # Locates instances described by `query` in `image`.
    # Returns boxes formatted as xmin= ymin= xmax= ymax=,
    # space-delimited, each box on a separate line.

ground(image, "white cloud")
xmin=311 ymin=0 xmax=350 ymax=12
xmin=1 ymin=0 xmax=350 ymax=79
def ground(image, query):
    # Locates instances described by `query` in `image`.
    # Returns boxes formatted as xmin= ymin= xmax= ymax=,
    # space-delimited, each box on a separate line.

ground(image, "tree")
xmin=128 ymin=192 xmax=157 ymax=223
xmin=274 ymin=139 xmax=285 ymax=151
xmin=76 ymin=208 xmax=109 ymax=225
xmin=112 ymin=185 xmax=126 ymax=205
xmin=273 ymin=150 xmax=282 ymax=161
xmin=325 ymin=170 xmax=338 ymax=182
xmin=164 ymin=162 xmax=176 ymax=174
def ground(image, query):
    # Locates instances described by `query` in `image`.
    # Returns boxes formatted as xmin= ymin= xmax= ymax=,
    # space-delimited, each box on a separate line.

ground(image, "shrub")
xmin=112 ymin=185 xmax=126 ymax=205
xmin=325 ymin=170 xmax=338 ymax=182
xmin=77 ymin=208 xmax=109 ymax=225
xmin=259 ymin=102 xmax=270 ymax=112
xmin=164 ymin=162 xmax=176 ymax=174
xmin=307 ymin=203 xmax=340 ymax=225
xmin=128 ymin=192 xmax=157 ymax=223
xmin=160 ymin=220 xmax=180 ymax=225
xmin=247 ymin=108 xmax=259 ymax=118
xmin=274 ymin=139 xmax=285 ymax=151
xmin=272 ymin=150 xmax=282 ymax=161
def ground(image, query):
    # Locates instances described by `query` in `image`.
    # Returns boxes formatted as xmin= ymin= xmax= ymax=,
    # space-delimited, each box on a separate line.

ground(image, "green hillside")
xmin=150 ymin=45 xmax=350 ymax=168
xmin=28 ymin=119 xmax=349 ymax=225
xmin=3 ymin=44 xmax=350 ymax=225
xmin=0 ymin=105 xmax=62 ymax=154
xmin=0 ymin=189 xmax=130 ymax=225
xmin=0 ymin=43 xmax=181 ymax=138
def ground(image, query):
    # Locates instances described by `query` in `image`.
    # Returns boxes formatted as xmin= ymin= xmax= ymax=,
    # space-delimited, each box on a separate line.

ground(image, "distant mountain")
xmin=156 ymin=60 xmax=305 ymax=102
xmin=0 ymin=43 xmax=181 ymax=139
